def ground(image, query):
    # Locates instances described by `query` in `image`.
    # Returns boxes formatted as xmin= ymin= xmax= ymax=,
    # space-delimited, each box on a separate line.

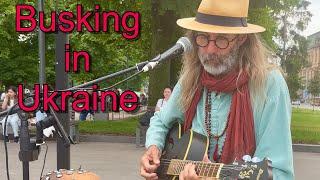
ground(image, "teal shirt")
xmin=146 ymin=70 xmax=294 ymax=180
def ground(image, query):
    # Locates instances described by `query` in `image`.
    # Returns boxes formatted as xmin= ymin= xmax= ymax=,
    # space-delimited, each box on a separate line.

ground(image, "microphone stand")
xmin=17 ymin=111 xmax=40 ymax=180
xmin=66 ymin=55 xmax=161 ymax=91
xmin=0 ymin=53 xmax=165 ymax=117
xmin=0 ymin=42 xmax=182 ymax=180
xmin=17 ymin=107 xmax=73 ymax=180
xmin=9 ymin=58 xmax=159 ymax=180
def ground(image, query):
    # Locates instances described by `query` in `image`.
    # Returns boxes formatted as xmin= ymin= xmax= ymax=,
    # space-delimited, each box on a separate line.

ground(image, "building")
xmin=299 ymin=31 xmax=320 ymax=99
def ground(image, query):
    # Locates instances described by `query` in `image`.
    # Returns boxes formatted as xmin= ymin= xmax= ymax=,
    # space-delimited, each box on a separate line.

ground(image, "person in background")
xmin=140 ymin=93 xmax=147 ymax=106
xmin=155 ymin=86 xmax=172 ymax=112
xmin=1 ymin=86 xmax=20 ymax=143
xmin=79 ymin=89 xmax=95 ymax=121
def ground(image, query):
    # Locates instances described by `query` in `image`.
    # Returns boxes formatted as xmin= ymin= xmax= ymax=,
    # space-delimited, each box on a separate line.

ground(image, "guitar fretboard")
xmin=166 ymin=159 xmax=224 ymax=178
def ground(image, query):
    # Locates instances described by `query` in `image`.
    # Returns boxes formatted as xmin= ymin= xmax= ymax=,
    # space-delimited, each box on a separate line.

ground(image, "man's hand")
xmin=179 ymin=154 xmax=211 ymax=180
xmin=140 ymin=145 xmax=161 ymax=180
xmin=179 ymin=163 xmax=200 ymax=180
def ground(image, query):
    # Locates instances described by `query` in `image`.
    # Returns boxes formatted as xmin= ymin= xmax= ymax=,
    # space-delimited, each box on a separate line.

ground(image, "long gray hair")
xmin=178 ymin=31 xmax=277 ymax=111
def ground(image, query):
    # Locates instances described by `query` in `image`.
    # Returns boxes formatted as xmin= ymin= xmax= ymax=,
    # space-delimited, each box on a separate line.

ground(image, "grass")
xmin=291 ymin=108 xmax=320 ymax=144
xmin=78 ymin=117 xmax=139 ymax=136
xmin=78 ymin=108 xmax=320 ymax=144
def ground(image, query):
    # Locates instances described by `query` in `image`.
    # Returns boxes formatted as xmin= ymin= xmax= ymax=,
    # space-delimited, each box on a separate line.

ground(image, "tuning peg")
xmin=251 ymin=157 xmax=261 ymax=163
xmin=242 ymin=155 xmax=252 ymax=162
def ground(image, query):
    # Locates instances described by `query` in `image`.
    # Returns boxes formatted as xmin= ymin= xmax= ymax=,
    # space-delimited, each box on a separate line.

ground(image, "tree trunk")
xmin=147 ymin=0 xmax=181 ymax=107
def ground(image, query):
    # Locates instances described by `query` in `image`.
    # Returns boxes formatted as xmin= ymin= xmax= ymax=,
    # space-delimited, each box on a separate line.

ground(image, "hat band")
xmin=195 ymin=12 xmax=248 ymax=27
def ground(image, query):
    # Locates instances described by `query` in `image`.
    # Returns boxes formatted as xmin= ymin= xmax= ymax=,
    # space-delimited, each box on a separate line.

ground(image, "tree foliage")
xmin=0 ymin=0 xmax=313 ymax=101
xmin=250 ymin=0 xmax=312 ymax=99
xmin=0 ymin=0 xmax=152 ymax=92
xmin=309 ymin=71 xmax=320 ymax=98
xmin=64 ymin=0 xmax=152 ymax=91
xmin=0 ymin=0 xmax=39 ymax=87
xmin=273 ymin=0 xmax=312 ymax=99
xmin=308 ymin=71 xmax=320 ymax=110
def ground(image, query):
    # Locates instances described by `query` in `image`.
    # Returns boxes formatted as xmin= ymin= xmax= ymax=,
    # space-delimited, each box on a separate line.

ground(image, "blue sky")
xmin=303 ymin=0 xmax=320 ymax=36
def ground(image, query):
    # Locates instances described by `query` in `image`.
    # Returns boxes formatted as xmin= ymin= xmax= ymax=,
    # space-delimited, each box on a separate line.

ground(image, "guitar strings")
xmin=155 ymin=159 xmax=262 ymax=178
xmin=159 ymin=159 xmax=245 ymax=169
xmin=158 ymin=166 xmax=243 ymax=172
xmin=160 ymin=161 xmax=243 ymax=168
xmin=158 ymin=164 xmax=243 ymax=172
xmin=156 ymin=162 xmax=245 ymax=177
xmin=158 ymin=161 xmax=244 ymax=170
xmin=157 ymin=162 xmax=244 ymax=171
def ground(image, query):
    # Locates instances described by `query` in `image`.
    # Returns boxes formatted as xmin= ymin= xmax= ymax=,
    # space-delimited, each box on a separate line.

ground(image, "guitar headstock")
xmin=220 ymin=157 xmax=273 ymax=180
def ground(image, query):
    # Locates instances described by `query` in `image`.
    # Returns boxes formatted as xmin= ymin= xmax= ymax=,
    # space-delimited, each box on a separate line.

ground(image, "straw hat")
xmin=177 ymin=0 xmax=265 ymax=34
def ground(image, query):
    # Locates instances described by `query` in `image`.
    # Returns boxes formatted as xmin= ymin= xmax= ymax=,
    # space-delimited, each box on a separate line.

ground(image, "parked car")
xmin=291 ymin=100 xmax=301 ymax=105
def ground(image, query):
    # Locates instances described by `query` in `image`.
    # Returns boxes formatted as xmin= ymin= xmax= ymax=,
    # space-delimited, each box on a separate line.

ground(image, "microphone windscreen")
xmin=177 ymin=37 xmax=193 ymax=53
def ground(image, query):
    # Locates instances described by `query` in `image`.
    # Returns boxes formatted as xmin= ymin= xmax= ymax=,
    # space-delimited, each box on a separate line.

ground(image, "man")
xmin=140 ymin=0 xmax=293 ymax=180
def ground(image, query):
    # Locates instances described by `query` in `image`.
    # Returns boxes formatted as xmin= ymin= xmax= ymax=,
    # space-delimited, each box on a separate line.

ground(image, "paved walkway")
xmin=0 ymin=142 xmax=319 ymax=179
xmin=0 ymin=142 xmax=144 ymax=180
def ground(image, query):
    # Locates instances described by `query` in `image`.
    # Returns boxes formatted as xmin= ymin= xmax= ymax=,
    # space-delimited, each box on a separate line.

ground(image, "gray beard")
xmin=198 ymin=47 xmax=239 ymax=76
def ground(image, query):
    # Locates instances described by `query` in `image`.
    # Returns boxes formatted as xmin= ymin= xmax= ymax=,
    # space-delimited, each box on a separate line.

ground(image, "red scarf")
xmin=184 ymin=69 xmax=256 ymax=164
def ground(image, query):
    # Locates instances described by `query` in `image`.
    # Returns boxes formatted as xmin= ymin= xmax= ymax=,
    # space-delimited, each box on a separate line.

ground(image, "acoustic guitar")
xmin=157 ymin=123 xmax=273 ymax=180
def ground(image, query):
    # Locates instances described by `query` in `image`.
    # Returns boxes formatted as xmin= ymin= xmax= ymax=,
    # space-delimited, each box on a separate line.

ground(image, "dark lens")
xmin=195 ymin=34 xmax=209 ymax=47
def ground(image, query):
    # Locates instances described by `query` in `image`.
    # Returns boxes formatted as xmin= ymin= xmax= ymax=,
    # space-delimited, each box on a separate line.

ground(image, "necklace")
xmin=204 ymin=90 xmax=229 ymax=162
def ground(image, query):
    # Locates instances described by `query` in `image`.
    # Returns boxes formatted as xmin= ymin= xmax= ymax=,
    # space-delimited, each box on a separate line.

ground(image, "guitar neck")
xmin=166 ymin=159 xmax=224 ymax=178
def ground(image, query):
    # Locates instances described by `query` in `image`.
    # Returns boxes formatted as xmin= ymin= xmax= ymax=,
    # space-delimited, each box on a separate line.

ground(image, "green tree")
xmin=274 ymin=0 xmax=311 ymax=99
xmin=0 ymin=0 xmax=38 ymax=87
xmin=248 ymin=0 xmax=312 ymax=100
xmin=309 ymin=71 xmax=320 ymax=110
xmin=0 ymin=0 xmax=59 ymax=88
xmin=64 ymin=0 xmax=152 ymax=91
xmin=0 ymin=0 xmax=152 ymax=92
xmin=287 ymin=74 xmax=303 ymax=100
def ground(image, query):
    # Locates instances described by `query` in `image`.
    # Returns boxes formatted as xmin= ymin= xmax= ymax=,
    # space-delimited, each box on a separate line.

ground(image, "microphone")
xmin=142 ymin=37 xmax=192 ymax=72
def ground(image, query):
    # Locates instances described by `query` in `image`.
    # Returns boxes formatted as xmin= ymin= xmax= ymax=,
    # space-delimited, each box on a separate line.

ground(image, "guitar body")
xmin=157 ymin=123 xmax=209 ymax=180
xmin=157 ymin=123 xmax=273 ymax=180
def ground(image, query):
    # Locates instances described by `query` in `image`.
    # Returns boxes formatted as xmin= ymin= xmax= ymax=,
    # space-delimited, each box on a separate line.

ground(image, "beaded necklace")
xmin=204 ymin=90 xmax=230 ymax=162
